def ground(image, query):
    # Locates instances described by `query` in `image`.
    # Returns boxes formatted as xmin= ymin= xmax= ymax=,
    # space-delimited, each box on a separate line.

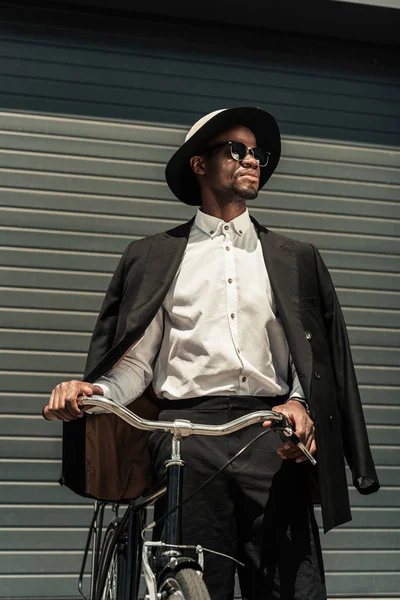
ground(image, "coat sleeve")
xmin=83 ymin=243 xmax=131 ymax=380
xmin=312 ymin=245 xmax=379 ymax=495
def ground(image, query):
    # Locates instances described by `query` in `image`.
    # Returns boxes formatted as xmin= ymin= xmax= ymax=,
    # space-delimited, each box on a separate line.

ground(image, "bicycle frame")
xmin=141 ymin=434 xmax=207 ymax=600
xmin=163 ymin=436 xmax=185 ymax=552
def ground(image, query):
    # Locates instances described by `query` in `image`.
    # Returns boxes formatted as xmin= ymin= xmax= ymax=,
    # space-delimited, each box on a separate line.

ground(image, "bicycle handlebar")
xmin=80 ymin=395 xmax=288 ymax=438
xmin=80 ymin=396 xmax=316 ymax=464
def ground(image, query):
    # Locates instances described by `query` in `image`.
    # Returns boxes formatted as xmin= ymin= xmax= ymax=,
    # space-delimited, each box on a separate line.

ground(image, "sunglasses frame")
xmin=201 ymin=140 xmax=270 ymax=167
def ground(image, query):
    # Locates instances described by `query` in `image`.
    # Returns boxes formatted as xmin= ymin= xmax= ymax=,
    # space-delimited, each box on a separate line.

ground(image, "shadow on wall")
xmin=0 ymin=8 xmax=399 ymax=148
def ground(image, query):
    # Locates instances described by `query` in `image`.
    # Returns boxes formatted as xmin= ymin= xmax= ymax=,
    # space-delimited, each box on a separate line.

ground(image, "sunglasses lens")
xmin=230 ymin=141 xmax=247 ymax=161
xmin=230 ymin=142 xmax=269 ymax=167
xmin=253 ymin=149 xmax=270 ymax=167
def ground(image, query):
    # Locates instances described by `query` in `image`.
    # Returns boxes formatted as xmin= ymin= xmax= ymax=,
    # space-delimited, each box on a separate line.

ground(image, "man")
xmin=44 ymin=107 xmax=379 ymax=600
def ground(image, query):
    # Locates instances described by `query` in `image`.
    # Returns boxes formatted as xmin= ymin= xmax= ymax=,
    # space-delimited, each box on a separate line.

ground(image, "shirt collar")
xmin=194 ymin=208 xmax=252 ymax=238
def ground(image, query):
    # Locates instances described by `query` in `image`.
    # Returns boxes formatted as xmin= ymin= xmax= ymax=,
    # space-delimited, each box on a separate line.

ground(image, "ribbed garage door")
xmin=0 ymin=14 xmax=399 ymax=598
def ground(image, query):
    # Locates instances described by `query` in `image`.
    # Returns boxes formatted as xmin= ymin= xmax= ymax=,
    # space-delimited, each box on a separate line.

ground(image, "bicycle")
xmin=77 ymin=395 xmax=316 ymax=600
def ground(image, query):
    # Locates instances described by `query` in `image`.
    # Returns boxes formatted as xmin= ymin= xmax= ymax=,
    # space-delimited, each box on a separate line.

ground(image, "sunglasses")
xmin=202 ymin=141 xmax=270 ymax=167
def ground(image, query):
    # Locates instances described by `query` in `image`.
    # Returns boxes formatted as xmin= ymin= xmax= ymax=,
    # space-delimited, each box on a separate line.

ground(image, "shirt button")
xmin=224 ymin=225 xmax=229 ymax=230
xmin=239 ymin=230 xmax=243 ymax=234
xmin=314 ymin=371 xmax=321 ymax=380
xmin=228 ymin=278 xmax=233 ymax=284
xmin=305 ymin=331 xmax=312 ymax=340
xmin=231 ymin=313 xmax=235 ymax=319
xmin=210 ymin=230 xmax=214 ymax=235
xmin=225 ymin=246 xmax=230 ymax=251
xmin=242 ymin=376 xmax=247 ymax=382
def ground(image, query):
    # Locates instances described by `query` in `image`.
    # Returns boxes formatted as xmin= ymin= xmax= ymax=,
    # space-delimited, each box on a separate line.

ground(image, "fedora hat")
xmin=165 ymin=106 xmax=281 ymax=205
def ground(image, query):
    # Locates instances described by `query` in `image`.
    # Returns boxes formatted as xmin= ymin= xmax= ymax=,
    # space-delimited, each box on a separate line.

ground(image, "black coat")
xmin=63 ymin=217 xmax=379 ymax=533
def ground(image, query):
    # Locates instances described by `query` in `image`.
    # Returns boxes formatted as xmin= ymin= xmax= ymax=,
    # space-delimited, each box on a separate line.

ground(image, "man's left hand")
xmin=263 ymin=399 xmax=316 ymax=463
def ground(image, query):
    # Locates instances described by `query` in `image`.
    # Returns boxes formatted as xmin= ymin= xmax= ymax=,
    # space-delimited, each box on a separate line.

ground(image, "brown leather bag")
xmin=61 ymin=389 xmax=160 ymax=501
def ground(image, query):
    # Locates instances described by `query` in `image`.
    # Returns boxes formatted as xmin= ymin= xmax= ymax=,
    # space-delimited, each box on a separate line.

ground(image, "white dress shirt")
xmin=94 ymin=209 xmax=305 ymax=407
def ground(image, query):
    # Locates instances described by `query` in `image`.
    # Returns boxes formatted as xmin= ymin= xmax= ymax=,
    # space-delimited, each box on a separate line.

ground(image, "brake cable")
xmin=143 ymin=426 xmax=277 ymax=537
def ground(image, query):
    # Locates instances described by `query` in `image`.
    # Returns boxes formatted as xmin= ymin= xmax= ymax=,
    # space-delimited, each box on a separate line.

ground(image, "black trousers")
xmin=149 ymin=396 xmax=327 ymax=600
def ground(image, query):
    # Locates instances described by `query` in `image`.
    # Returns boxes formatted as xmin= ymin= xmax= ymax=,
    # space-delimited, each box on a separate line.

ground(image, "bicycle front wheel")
xmin=158 ymin=568 xmax=211 ymax=600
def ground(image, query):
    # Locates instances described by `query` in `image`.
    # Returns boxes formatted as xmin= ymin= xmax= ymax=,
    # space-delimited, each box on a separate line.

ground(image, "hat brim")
xmin=165 ymin=106 xmax=281 ymax=205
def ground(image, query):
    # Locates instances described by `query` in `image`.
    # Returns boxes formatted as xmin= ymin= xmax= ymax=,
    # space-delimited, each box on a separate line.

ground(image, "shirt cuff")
xmin=286 ymin=396 xmax=310 ymax=413
xmin=85 ymin=383 xmax=110 ymax=414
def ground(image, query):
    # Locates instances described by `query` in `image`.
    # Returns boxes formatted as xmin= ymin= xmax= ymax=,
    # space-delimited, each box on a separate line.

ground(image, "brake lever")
xmin=271 ymin=415 xmax=317 ymax=466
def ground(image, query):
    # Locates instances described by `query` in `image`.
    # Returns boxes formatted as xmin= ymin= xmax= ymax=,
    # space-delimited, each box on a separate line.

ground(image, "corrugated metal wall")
xmin=0 ymin=14 xmax=399 ymax=598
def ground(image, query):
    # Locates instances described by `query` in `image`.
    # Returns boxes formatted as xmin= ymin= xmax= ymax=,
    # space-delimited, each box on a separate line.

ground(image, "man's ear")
xmin=190 ymin=155 xmax=206 ymax=175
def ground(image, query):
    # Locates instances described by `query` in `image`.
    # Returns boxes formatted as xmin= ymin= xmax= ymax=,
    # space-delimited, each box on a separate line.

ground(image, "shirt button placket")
xmin=239 ymin=373 xmax=249 ymax=391
xmin=224 ymin=227 xmax=240 ymax=363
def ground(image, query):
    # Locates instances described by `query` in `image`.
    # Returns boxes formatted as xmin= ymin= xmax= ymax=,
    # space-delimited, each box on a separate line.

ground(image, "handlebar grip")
xmin=272 ymin=415 xmax=317 ymax=466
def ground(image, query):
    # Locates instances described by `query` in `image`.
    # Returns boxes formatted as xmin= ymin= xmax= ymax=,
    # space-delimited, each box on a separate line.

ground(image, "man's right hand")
xmin=43 ymin=380 xmax=104 ymax=421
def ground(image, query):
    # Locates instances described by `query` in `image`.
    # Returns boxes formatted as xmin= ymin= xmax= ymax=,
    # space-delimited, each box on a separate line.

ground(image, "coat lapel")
xmin=254 ymin=219 xmax=313 ymax=399
xmin=131 ymin=218 xmax=194 ymax=323
xmin=86 ymin=219 xmax=194 ymax=383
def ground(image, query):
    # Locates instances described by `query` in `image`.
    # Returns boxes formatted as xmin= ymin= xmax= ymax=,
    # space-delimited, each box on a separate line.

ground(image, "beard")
xmin=232 ymin=179 xmax=259 ymax=200
xmin=209 ymin=172 xmax=259 ymax=206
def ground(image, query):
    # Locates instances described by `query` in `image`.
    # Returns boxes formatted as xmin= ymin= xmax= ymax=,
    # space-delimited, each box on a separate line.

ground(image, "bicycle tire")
xmin=158 ymin=568 xmax=211 ymax=600
xmin=95 ymin=520 xmax=122 ymax=600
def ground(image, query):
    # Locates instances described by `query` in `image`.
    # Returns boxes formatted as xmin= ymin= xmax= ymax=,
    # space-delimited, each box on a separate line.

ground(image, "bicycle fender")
xmin=157 ymin=556 xmax=203 ymax=583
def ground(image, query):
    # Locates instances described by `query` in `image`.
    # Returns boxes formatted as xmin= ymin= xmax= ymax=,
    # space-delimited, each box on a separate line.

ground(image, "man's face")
xmin=197 ymin=125 xmax=260 ymax=202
